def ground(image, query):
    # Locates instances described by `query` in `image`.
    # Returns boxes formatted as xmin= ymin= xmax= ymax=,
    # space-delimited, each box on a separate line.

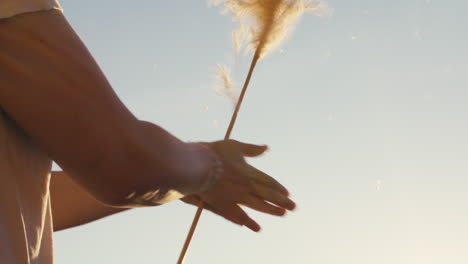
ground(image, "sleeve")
xmin=0 ymin=0 xmax=62 ymax=20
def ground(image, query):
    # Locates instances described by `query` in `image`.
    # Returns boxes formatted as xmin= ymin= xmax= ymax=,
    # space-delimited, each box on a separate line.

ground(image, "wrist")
xmin=187 ymin=142 xmax=223 ymax=194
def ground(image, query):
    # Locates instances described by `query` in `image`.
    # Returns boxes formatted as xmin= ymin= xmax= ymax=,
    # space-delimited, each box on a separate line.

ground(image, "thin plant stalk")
xmin=176 ymin=1 xmax=320 ymax=261
xmin=176 ymin=51 xmax=260 ymax=264
xmin=176 ymin=200 xmax=204 ymax=264
xmin=224 ymin=52 xmax=260 ymax=140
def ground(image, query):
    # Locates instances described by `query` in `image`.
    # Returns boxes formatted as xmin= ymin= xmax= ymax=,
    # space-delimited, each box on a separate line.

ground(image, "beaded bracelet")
xmin=195 ymin=143 xmax=224 ymax=192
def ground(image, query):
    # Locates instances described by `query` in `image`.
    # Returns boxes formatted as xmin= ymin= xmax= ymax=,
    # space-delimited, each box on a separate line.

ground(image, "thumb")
xmin=232 ymin=140 xmax=268 ymax=157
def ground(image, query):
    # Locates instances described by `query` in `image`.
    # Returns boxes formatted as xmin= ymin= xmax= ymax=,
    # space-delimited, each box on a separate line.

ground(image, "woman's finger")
xmin=232 ymin=140 xmax=268 ymax=157
xmin=246 ymin=165 xmax=289 ymax=195
xmin=240 ymin=194 xmax=286 ymax=216
xmin=215 ymin=202 xmax=260 ymax=232
xmin=181 ymin=195 xmax=243 ymax=226
xmin=251 ymin=183 xmax=296 ymax=211
xmin=203 ymin=196 xmax=261 ymax=232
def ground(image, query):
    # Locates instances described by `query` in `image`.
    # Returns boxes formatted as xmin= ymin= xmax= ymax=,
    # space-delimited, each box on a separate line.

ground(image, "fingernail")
xmin=290 ymin=202 xmax=297 ymax=211
xmin=252 ymin=226 xmax=261 ymax=232
xmin=287 ymin=200 xmax=296 ymax=211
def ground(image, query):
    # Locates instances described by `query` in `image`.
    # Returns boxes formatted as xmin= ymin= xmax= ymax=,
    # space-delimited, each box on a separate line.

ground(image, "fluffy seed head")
xmin=211 ymin=0 xmax=327 ymax=58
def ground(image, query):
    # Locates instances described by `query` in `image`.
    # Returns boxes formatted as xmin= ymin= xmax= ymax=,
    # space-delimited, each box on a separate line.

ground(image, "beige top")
xmin=0 ymin=110 xmax=54 ymax=263
xmin=0 ymin=0 xmax=62 ymax=19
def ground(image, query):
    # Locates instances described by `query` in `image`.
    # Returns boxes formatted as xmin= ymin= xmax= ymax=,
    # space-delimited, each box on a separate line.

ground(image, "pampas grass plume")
xmin=213 ymin=64 xmax=237 ymax=106
xmin=212 ymin=0 xmax=327 ymax=58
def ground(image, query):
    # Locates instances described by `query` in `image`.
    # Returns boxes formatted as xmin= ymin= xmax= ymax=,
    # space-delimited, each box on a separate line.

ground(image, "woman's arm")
xmin=0 ymin=9 xmax=295 ymax=232
xmin=0 ymin=10 xmax=215 ymax=206
xmin=50 ymin=171 xmax=128 ymax=231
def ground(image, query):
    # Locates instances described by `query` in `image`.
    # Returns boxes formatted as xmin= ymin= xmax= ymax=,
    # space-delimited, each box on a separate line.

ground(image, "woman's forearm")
xmin=50 ymin=171 xmax=128 ymax=231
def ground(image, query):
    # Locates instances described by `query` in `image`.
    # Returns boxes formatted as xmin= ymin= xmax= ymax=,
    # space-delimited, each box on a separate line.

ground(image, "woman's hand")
xmin=182 ymin=140 xmax=296 ymax=232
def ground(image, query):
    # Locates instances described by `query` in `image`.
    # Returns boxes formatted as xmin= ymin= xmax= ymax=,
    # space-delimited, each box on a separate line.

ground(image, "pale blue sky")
xmin=54 ymin=0 xmax=468 ymax=263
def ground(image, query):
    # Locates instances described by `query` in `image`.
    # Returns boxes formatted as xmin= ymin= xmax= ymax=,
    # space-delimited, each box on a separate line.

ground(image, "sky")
xmin=53 ymin=0 xmax=468 ymax=263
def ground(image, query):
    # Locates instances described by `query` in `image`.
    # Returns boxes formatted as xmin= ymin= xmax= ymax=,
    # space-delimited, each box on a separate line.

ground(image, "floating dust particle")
xmin=375 ymin=180 xmax=382 ymax=192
